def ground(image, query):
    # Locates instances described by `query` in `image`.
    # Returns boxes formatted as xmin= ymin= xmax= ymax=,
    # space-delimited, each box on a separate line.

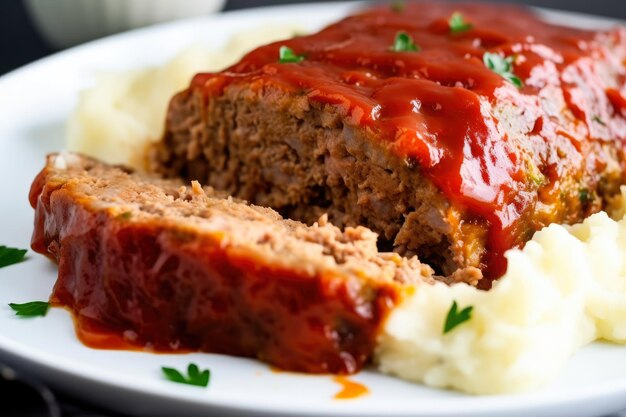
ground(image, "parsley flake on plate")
xmin=9 ymin=301 xmax=49 ymax=318
xmin=483 ymin=52 xmax=524 ymax=88
xmin=278 ymin=46 xmax=305 ymax=64
xmin=390 ymin=31 xmax=420 ymax=52
xmin=449 ymin=12 xmax=473 ymax=33
xmin=443 ymin=300 xmax=473 ymax=334
xmin=0 ymin=245 xmax=28 ymax=268
xmin=162 ymin=363 xmax=211 ymax=387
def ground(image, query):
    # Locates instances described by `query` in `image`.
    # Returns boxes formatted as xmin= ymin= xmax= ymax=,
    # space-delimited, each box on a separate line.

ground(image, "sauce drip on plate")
xmin=332 ymin=376 xmax=369 ymax=400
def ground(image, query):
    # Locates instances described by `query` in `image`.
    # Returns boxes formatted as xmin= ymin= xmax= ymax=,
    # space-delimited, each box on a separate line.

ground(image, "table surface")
xmin=2 ymin=0 xmax=626 ymax=416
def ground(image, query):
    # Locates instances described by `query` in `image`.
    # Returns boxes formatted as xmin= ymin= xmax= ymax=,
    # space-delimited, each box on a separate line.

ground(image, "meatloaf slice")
xmin=29 ymin=152 xmax=433 ymax=374
xmin=152 ymin=2 xmax=626 ymax=283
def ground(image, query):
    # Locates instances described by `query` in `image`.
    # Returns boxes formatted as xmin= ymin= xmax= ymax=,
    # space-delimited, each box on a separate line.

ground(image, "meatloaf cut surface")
xmin=152 ymin=2 xmax=626 ymax=283
xmin=29 ymin=152 xmax=433 ymax=374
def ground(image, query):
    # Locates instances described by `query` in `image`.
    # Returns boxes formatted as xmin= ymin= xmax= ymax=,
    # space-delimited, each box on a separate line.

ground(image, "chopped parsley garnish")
xmin=443 ymin=300 xmax=473 ymax=334
xmin=483 ymin=52 xmax=524 ymax=88
xmin=117 ymin=211 xmax=132 ymax=220
xmin=162 ymin=363 xmax=210 ymax=387
xmin=278 ymin=46 xmax=305 ymax=64
xmin=9 ymin=301 xmax=49 ymax=318
xmin=390 ymin=31 xmax=420 ymax=52
xmin=592 ymin=115 xmax=607 ymax=126
xmin=390 ymin=0 xmax=405 ymax=13
xmin=449 ymin=12 xmax=473 ymax=33
xmin=579 ymin=188 xmax=592 ymax=203
xmin=528 ymin=170 xmax=546 ymax=188
xmin=526 ymin=158 xmax=546 ymax=188
xmin=0 ymin=246 xmax=28 ymax=269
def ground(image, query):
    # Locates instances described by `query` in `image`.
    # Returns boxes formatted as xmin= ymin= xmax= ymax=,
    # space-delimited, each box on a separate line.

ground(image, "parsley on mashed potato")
xmin=377 ymin=200 xmax=626 ymax=394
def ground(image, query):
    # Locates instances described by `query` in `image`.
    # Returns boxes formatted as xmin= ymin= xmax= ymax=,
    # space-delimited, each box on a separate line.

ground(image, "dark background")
xmin=1 ymin=0 xmax=626 ymax=416
xmin=2 ymin=0 xmax=626 ymax=76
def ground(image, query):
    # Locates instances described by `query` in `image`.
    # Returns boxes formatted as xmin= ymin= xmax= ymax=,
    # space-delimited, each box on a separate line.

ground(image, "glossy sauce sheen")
xmin=192 ymin=3 xmax=626 ymax=278
xmin=29 ymin=166 xmax=400 ymax=374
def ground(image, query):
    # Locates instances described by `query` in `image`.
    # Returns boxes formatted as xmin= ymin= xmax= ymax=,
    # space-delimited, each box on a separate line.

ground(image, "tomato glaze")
xmin=29 ymin=167 xmax=399 ymax=373
xmin=191 ymin=3 xmax=626 ymax=278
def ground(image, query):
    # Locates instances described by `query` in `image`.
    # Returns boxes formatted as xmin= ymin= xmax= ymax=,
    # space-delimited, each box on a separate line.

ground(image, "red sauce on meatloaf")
xmin=29 ymin=165 xmax=399 ymax=373
xmin=191 ymin=2 xmax=626 ymax=278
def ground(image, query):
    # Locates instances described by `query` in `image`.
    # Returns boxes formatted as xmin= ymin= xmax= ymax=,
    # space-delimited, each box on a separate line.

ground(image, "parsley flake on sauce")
xmin=9 ymin=301 xmax=49 ymax=318
xmin=449 ymin=12 xmax=473 ymax=33
xmin=390 ymin=31 xmax=420 ymax=52
xmin=483 ymin=52 xmax=524 ymax=88
xmin=525 ymin=157 xmax=546 ymax=188
xmin=579 ymin=188 xmax=592 ymax=204
xmin=117 ymin=211 xmax=132 ymax=220
xmin=162 ymin=363 xmax=210 ymax=387
xmin=390 ymin=0 xmax=406 ymax=13
xmin=278 ymin=46 xmax=305 ymax=64
xmin=0 ymin=246 xmax=28 ymax=269
xmin=592 ymin=115 xmax=607 ymax=126
xmin=443 ymin=300 xmax=473 ymax=334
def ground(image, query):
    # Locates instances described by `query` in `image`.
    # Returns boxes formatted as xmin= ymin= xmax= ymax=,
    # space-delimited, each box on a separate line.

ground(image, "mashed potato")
xmin=376 ymin=196 xmax=626 ymax=394
xmin=67 ymin=25 xmax=302 ymax=169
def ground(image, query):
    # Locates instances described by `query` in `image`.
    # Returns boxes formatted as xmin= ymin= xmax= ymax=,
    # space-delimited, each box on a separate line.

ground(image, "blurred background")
xmin=1 ymin=0 xmax=626 ymax=416
xmin=1 ymin=0 xmax=626 ymax=76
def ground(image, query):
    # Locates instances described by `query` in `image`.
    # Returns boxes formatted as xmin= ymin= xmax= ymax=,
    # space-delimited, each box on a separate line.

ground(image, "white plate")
xmin=1 ymin=3 xmax=626 ymax=417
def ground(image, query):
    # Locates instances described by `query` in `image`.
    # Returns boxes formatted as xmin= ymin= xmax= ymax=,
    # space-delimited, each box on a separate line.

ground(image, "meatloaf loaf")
xmin=152 ymin=2 xmax=626 ymax=283
xmin=29 ymin=152 xmax=433 ymax=373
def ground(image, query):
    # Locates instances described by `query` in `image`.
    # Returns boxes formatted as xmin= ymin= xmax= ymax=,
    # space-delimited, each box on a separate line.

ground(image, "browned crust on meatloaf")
xmin=30 ymin=152 xmax=434 ymax=373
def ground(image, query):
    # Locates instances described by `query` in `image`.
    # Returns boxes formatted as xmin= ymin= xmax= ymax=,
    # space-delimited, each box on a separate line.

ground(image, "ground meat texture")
xmin=152 ymin=2 xmax=626 ymax=283
xmin=30 ymin=153 xmax=432 ymax=374
xmin=156 ymin=86 xmax=465 ymax=274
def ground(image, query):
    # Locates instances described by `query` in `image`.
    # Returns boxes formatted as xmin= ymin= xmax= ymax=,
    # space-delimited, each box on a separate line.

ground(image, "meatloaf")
xmin=152 ymin=2 xmax=626 ymax=283
xmin=29 ymin=152 xmax=433 ymax=373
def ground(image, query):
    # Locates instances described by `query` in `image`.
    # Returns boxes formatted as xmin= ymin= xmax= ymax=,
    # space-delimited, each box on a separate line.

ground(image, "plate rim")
xmin=1 ymin=2 xmax=626 ymax=416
